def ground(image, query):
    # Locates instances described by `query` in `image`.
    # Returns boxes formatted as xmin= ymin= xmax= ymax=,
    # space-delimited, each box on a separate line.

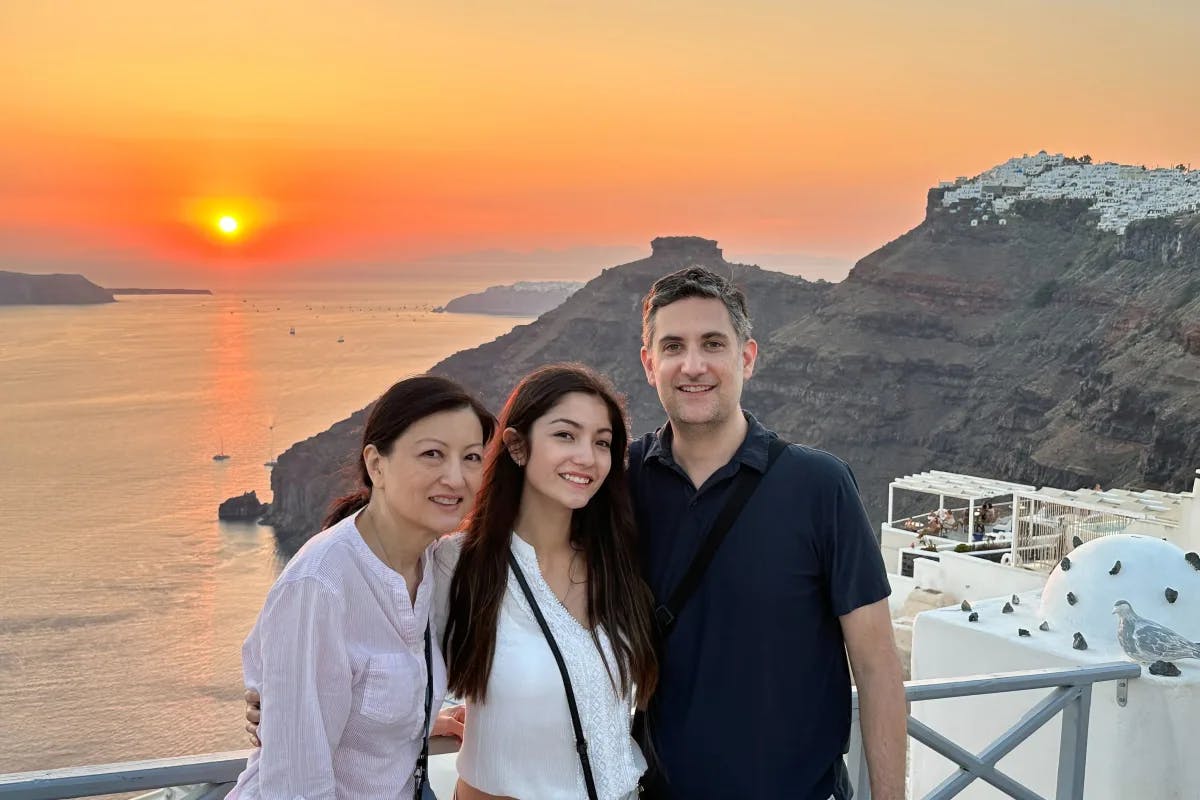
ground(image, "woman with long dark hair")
xmin=434 ymin=363 xmax=658 ymax=800
xmin=229 ymin=375 xmax=495 ymax=800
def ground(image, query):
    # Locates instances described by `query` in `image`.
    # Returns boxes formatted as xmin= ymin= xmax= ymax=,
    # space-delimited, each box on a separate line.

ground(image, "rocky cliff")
xmin=264 ymin=214 xmax=1200 ymax=548
xmin=0 ymin=271 xmax=114 ymax=305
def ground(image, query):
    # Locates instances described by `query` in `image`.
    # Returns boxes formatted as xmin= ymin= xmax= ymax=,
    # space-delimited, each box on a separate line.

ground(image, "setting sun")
xmin=181 ymin=197 xmax=274 ymax=251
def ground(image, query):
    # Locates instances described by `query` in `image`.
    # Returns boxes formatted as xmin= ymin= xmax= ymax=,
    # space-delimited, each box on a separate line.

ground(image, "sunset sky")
xmin=2 ymin=0 xmax=1198 ymax=285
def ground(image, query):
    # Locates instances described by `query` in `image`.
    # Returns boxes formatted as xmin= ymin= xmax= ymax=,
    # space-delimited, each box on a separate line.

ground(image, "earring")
xmin=514 ymin=455 xmax=525 ymax=467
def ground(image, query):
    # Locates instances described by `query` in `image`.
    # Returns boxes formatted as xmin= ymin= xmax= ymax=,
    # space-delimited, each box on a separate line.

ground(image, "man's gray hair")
xmin=640 ymin=266 xmax=752 ymax=347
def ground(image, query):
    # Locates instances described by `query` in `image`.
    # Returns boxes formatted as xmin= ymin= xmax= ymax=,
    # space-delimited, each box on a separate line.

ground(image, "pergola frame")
xmin=888 ymin=470 xmax=1037 ymax=536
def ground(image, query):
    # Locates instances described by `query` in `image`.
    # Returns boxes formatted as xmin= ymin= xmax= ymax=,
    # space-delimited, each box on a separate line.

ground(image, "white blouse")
xmin=432 ymin=533 xmax=646 ymax=800
xmin=229 ymin=512 xmax=447 ymax=800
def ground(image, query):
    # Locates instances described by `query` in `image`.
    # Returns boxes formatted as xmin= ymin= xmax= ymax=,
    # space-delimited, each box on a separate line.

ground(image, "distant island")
xmin=433 ymin=280 xmax=583 ymax=316
xmin=0 ymin=271 xmax=214 ymax=306
xmin=106 ymin=287 xmax=213 ymax=296
xmin=0 ymin=271 xmax=114 ymax=305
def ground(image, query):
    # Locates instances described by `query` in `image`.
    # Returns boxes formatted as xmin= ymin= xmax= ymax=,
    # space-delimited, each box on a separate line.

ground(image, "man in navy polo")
xmin=631 ymin=267 xmax=906 ymax=799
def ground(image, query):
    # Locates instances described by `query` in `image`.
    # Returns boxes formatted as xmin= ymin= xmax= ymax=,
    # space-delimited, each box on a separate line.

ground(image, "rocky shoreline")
xmin=218 ymin=491 xmax=269 ymax=521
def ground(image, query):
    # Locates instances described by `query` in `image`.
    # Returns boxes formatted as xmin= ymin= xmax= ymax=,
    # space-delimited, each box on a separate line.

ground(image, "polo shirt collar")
xmin=644 ymin=411 xmax=773 ymax=474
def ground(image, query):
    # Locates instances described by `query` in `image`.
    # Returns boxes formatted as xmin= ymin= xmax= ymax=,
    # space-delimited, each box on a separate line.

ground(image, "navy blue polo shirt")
xmin=629 ymin=414 xmax=890 ymax=800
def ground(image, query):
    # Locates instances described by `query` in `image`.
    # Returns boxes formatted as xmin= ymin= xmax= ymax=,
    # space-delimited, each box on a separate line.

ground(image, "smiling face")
xmin=365 ymin=406 xmax=486 ymax=540
xmin=640 ymin=295 xmax=757 ymax=430
xmin=510 ymin=391 xmax=613 ymax=514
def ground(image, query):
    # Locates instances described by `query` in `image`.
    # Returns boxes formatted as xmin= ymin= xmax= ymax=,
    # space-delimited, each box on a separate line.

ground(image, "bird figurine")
xmin=1112 ymin=600 xmax=1200 ymax=664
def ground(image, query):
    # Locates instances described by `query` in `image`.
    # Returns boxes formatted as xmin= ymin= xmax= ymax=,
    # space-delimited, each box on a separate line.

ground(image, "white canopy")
xmin=887 ymin=470 xmax=1037 ymax=527
xmin=890 ymin=470 xmax=1036 ymax=503
xmin=1022 ymin=486 xmax=1184 ymax=527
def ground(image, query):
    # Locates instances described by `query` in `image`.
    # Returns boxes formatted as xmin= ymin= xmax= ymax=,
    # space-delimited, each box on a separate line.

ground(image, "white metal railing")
xmin=0 ymin=663 xmax=1141 ymax=800
xmin=845 ymin=661 xmax=1141 ymax=800
xmin=1011 ymin=495 xmax=1137 ymax=570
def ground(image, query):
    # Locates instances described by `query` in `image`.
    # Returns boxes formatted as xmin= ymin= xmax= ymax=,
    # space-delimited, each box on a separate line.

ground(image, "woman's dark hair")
xmin=444 ymin=363 xmax=658 ymax=708
xmin=323 ymin=375 xmax=496 ymax=529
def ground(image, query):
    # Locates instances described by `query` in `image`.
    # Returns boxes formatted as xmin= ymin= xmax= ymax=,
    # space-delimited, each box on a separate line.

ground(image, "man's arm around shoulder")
xmin=841 ymin=599 xmax=907 ymax=800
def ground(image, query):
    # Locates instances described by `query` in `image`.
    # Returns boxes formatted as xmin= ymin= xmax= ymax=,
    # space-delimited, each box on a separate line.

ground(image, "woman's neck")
xmin=512 ymin=486 xmax=573 ymax=557
xmin=357 ymin=499 xmax=429 ymax=576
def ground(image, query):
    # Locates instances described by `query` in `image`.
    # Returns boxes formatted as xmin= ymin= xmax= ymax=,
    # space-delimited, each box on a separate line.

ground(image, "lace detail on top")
xmin=508 ymin=534 xmax=645 ymax=800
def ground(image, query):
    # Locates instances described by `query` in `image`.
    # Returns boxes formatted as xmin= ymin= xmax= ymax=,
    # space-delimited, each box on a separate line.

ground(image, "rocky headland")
xmin=218 ymin=491 xmax=269 ymax=521
xmin=106 ymin=288 xmax=213 ymax=295
xmin=0 ymin=271 xmax=114 ymax=305
xmin=435 ymin=281 xmax=583 ymax=316
xmin=260 ymin=177 xmax=1200 ymax=550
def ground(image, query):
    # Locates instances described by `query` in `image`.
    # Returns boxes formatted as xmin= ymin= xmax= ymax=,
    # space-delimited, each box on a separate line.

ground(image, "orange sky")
xmin=2 ymin=0 xmax=1198 ymax=284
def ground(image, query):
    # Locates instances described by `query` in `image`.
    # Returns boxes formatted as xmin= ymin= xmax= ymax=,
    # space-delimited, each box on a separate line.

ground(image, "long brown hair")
xmin=444 ymin=363 xmax=658 ymax=707
xmin=323 ymin=375 xmax=496 ymax=530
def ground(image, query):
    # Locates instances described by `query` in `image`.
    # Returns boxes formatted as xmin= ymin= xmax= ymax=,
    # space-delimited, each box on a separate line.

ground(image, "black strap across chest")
xmin=508 ymin=550 xmax=600 ymax=800
xmin=654 ymin=436 xmax=788 ymax=638
xmin=413 ymin=622 xmax=433 ymax=800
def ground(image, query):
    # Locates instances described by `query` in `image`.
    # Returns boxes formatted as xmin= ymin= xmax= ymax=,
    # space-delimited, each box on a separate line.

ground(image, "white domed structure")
xmin=1039 ymin=534 xmax=1200 ymax=658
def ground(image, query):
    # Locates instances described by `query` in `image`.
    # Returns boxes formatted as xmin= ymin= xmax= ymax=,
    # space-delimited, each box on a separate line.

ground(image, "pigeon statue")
xmin=1112 ymin=600 xmax=1200 ymax=664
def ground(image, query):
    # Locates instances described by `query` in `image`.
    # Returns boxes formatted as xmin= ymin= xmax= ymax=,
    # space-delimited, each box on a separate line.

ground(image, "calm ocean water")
xmin=0 ymin=282 xmax=527 ymax=773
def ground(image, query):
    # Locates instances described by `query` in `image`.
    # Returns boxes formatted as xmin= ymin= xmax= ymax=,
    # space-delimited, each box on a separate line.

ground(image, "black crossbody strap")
xmin=654 ymin=436 xmax=788 ymax=638
xmin=508 ymin=551 xmax=600 ymax=800
xmin=413 ymin=622 xmax=433 ymax=800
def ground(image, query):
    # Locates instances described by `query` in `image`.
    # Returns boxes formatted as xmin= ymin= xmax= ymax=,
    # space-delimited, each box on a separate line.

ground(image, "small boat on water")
xmin=337 ymin=335 xmax=345 ymax=343
xmin=264 ymin=423 xmax=277 ymax=467
xmin=213 ymin=437 xmax=230 ymax=461
xmin=289 ymin=326 xmax=295 ymax=335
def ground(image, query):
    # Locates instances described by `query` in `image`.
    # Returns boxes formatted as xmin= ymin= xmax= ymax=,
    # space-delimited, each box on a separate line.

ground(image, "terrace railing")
xmin=845 ymin=661 xmax=1141 ymax=800
xmin=0 ymin=662 xmax=1141 ymax=800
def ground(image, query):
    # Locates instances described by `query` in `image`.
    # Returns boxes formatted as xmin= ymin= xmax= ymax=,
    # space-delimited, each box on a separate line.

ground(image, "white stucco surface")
xmin=913 ymin=550 xmax=1048 ymax=601
xmin=910 ymin=535 xmax=1200 ymax=799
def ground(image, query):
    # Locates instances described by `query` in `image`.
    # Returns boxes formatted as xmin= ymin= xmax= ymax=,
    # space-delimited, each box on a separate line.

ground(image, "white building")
xmin=909 ymin=533 xmax=1200 ymax=799
xmin=939 ymin=155 xmax=1200 ymax=234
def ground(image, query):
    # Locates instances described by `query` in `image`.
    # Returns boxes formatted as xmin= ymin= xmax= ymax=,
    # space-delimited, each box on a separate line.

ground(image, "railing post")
xmin=844 ymin=696 xmax=871 ymax=800
xmin=855 ymin=733 xmax=871 ymax=800
xmin=1055 ymin=684 xmax=1092 ymax=800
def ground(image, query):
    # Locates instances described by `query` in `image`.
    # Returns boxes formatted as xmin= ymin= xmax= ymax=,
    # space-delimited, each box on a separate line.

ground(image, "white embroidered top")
xmin=432 ymin=533 xmax=646 ymax=800
xmin=229 ymin=511 xmax=446 ymax=800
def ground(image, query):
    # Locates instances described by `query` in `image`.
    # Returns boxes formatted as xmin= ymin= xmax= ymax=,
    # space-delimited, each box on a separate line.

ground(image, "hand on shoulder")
xmin=431 ymin=531 xmax=466 ymax=577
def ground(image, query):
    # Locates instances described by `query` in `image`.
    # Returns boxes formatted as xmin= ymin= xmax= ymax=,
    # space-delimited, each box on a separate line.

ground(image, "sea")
xmin=0 ymin=282 xmax=529 ymax=774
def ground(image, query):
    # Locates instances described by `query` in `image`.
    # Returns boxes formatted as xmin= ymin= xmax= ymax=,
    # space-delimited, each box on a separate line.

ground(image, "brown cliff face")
xmin=264 ymin=215 xmax=1200 ymax=549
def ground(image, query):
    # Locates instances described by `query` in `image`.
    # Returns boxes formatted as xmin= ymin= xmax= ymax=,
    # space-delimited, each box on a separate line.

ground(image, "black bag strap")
xmin=413 ymin=622 xmax=433 ymax=800
xmin=654 ymin=436 xmax=788 ymax=638
xmin=508 ymin=551 xmax=600 ymax=800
